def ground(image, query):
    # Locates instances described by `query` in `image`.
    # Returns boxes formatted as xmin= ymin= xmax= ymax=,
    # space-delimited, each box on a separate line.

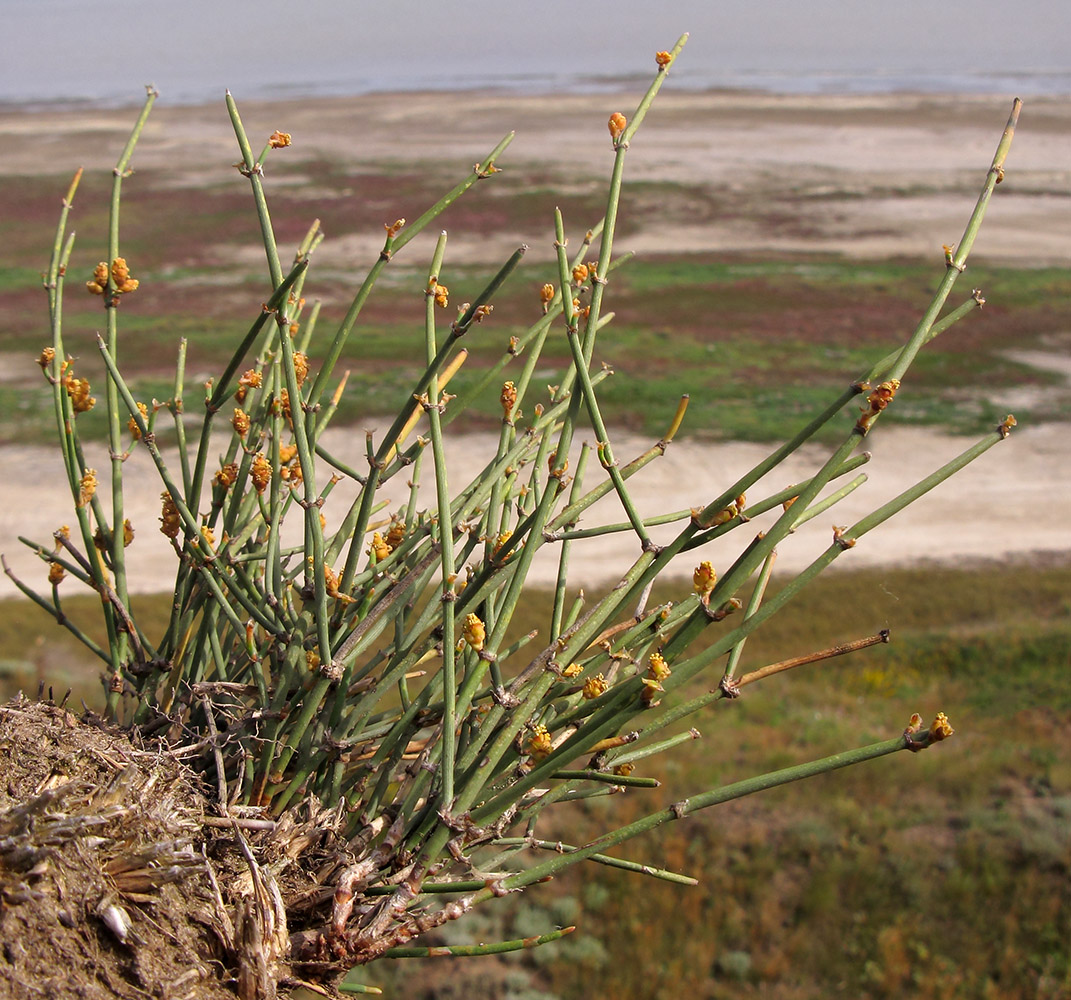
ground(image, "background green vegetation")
xmin=3 ymin=166 xmax=1070 ymax=445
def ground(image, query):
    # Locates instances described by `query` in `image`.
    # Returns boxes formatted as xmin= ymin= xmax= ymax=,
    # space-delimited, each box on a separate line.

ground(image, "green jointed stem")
xmin=423 ymin=232 xmax=459 ymax=808
xmin=306 ymin=132 xmax=513 ymax=412
xmin=555 ymin=210 xmax=651 ymax=547
xmin=473 ymin=732 xmax=918 ymax=900
xmin=722 ymin=548 xmax=777 ymax=685
xmin=226 ymin=92 xmax=283 ymax=287
xmin=384 ymin=926 xmax=575 ymax=959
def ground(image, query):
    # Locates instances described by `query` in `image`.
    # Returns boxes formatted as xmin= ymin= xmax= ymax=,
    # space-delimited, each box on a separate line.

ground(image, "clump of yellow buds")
xmin=305 ymin=649 xmax=320 ymax=672
xmin=48 ymin=561 xmax=66 ymax=586
xmin=160 ymin=491 xmax=181 ymax=538
xmin=582 ymin=673 xmax=608 ymax=700
xmin=929 ymin=712 xmax=955 ymax=742
xmin=85 ymin=261 xmax=109 ymax=295
xmin=235 ymin=369 xmax=262 ymax=404
xmin=127 ymin=401 xmax=149 ymax=440
xmin=278 ymin=444 xmax=298 ymax=465
xmin=292 ymin=351 xmax=309 ymax=386
xmin=232 ymin=407 xmax=251 ymax=437
xmin=384 ymin=218 xmax=406 ymax=239
xmin=430 ymin=280 xmax=449 ymax=308
xmin=199 ymin=525 xmax=215 ymax=548
xmin=214 ymin=462 xmax=238 ymax=489
xmin=710 ymin=493 xmax=747 ymax=527
xmin=385 ymin=519 xmax=406 ymax=552
xmin=856 ymin=379 xmax=900 ymax=433
xmin=78 ymin=468 xmax=97 ymax=507
xmin=613 ymin=762 xmax=634 ymax=777
xmin=463 ymin=613 xmax=486 ymax=651
xmin=693 ymin=560 xmax=717 ymax=602
xmin=526 ymin=724 xmax=553 ymax=761
xmin=500 ymin=381 xmax=517 ymax=421
xmin=268 ymin=130 xmax=291 ymax=148
xmin=250 ymin=453 xmax=272 ymax=494
xmin=608 ymin=112 xmax=627 ymax=142
xmin=37 ymin=347 xmax=55 ymax=371
xmin=110 ymin=257 xmax=138 ymax=293
xmin=369 ymin=532 xmax=390 ymax=562
xmin=539 ymin=283 xmax=555 ymax=312
xmin=572 ymin=263 xmax=589 ymax=284
xmin=277 ymin=389 xmax=292 ymax=420
xmin=562 ymin=662 xmax=584 ymax=678
xmin=87 ymin=258 xmax=139 ymax=296
xmin=65 ymin=375 xmax=96 ymax=413
xmin=324 ymin=565 xmax=354 ymax=604
xmin=647 ymin=652 xmax=671 ymax=683
xmin=655 ymin=50 xmax=672 ymax=70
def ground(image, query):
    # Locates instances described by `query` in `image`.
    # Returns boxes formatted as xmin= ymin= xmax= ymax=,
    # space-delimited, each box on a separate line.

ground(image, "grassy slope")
xmin=2 ymin=559 xmax=1068 ymax=999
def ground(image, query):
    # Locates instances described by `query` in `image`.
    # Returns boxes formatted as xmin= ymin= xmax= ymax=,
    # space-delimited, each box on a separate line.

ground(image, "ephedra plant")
xmin=3 ymin=36 xmax=1023 ymax=997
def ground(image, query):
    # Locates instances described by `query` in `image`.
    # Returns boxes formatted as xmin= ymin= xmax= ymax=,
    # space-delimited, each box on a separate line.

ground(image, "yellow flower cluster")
xmin=710 ymin=493 xmax=747 ymax=527
xmin=641 ymin=652 xmax=672 ymax=706
xmin=608 ymin=112 xmax=627 ymax=142
xmin=65 ymin=375 xmax=96 ymax=413
xmin=463 ymin=613 xmax=486 ymax=651
xmin=86 ymin=258 xmax=139 ymax=296
xmin=250 ymin=453 xmax=272 ymax=494
xmin=856 ymin=379 xmax=900 ymax=434
xmin=500 ymin=381 xmax=517 ymax=421
xmin=232 ymin=407 xmax=251 ymax=438
xmin=385 ymin=519 xmax=406 ymax=552
xmin=325 ymin=565 xmax=355 ymax=604
xmin=127 ymin=401 xmax=149 ymax=440
xmin=369 ymin=532 xmax=390 ymax=562
xmin=526 ymin=724 xmax=553 ymax=761
xmin=78 ymin=468 xmax=97 ymax=508
xmin=292 ymin=351 xmax=309 ymax=386
xmin=582 ymin=673 xmax=607 ymax=700
xmin=160 ymin=491 xmax=181 ymax=538
xmin=692 ymin=561 xmax=717 ymax=600
xmin=929 ymin=712 xmax=955 ymax=741
xmin=214 ymin=462 xmax=238 ymax=489
xmin=235 ymin=369 xmax=262 ymax=404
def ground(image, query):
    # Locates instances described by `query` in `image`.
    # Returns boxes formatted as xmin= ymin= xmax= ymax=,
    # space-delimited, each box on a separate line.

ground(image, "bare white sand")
xmin=3 ymin=420 xmax=1067 ymax=599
